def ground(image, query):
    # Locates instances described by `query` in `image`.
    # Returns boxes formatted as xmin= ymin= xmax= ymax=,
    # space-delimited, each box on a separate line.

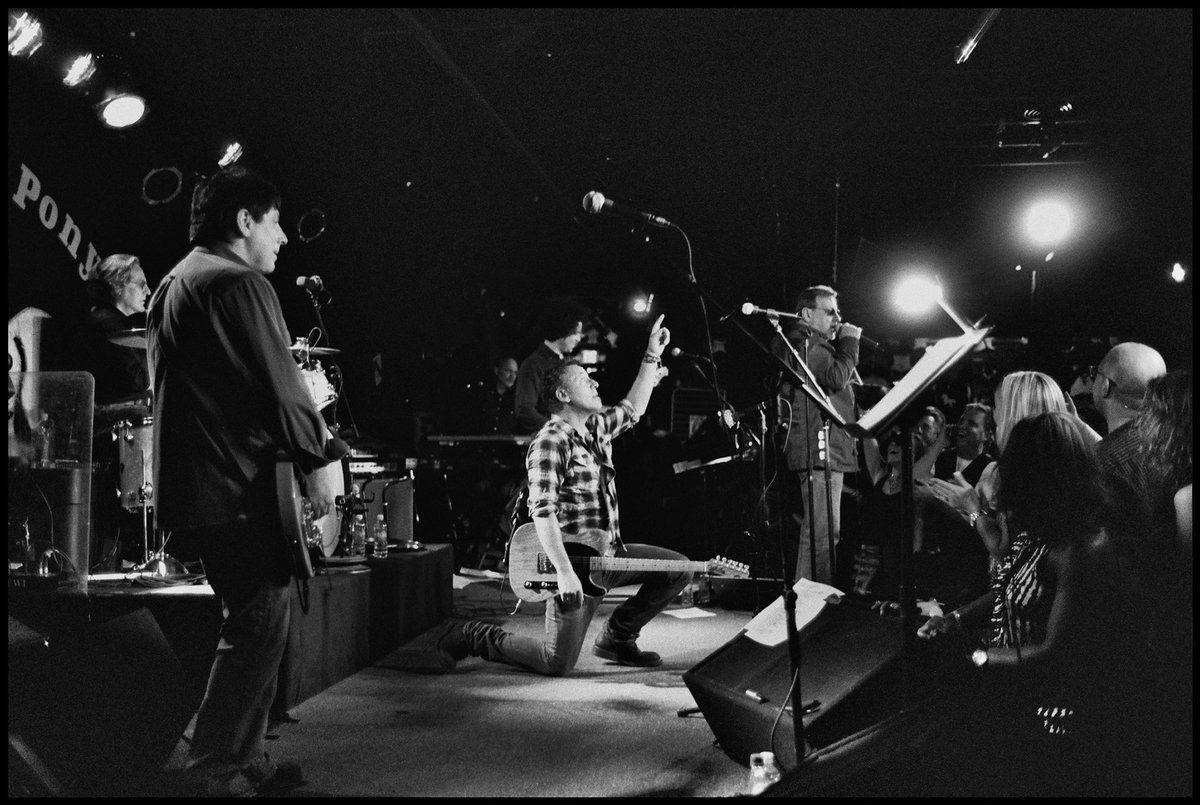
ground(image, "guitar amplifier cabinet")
xmin=359 ymin=476 xmax=414 ymax=543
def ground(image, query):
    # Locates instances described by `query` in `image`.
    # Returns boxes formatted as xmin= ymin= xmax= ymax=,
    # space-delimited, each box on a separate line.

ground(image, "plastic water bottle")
xmin=350 ymin=514 xmax=367 ymax=557
xmin=748 ymin=751 xmax=781 ymax=795
xmin=372 ymin=514 xmax=389 ymax=558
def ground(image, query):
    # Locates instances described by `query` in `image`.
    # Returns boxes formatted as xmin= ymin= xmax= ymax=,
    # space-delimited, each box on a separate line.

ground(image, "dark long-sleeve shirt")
xmin=771 ymin=322 xmax=860 ymax=472
xmin=146 ymin=246 xmax=333 ymax=530
xmin=514 ymin=342 xmax=563 ymax=434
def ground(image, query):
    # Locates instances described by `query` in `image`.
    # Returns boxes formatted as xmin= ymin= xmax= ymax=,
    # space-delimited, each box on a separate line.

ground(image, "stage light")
xmin=62 ymin=52 xmax=96 ymax=87
xmin=1171 ymin=263 xmax=1186 ymax=283
xmin=1023 ymin=199 xmax=1072 ymax=245
xmin=8 ymin=11 xmax=43 ymax=57
xmin=630 ymin=292 xmax=654 ymax=316
xmin=893 ymin=274 xmax=973 ymax=333
xmin=893 ymin=275 xmax=943 ymax=316
xmin=96 ymin=90 xmax=147 ymax=128
xmin=953 ymin=8 xmax=1001 ymax=65
xmin=218 ymin=141 xmax=243 ymax=167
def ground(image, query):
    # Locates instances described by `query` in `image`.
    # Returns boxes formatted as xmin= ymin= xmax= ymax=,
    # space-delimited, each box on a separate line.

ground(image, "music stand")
xmin=845 ymin=323 xmax=992 ymax=704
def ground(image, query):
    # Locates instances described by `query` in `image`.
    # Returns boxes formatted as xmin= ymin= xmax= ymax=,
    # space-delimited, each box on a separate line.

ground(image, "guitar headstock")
xmin=706 ymin=556 xmax=750 ymax=579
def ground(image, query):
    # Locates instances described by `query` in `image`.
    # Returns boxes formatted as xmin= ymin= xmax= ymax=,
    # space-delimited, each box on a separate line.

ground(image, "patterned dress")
xmin=989 ymin=530 xmax=1054 ymax=650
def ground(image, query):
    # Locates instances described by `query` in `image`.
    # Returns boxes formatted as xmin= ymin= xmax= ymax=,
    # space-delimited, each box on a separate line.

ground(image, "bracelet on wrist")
xmin=642 ymin=353 xmax=662 ymax=365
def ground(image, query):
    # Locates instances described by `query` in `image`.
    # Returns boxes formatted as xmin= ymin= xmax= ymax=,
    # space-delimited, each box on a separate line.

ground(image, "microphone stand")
xmin=303 ymin=285 xmax=360 ymax=442
xmin=704 ymin=296 xmax=843 ymax=766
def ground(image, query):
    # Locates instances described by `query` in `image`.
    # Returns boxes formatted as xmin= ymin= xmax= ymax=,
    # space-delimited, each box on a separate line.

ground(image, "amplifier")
xmin=358 ymin=477 xmax=414 ymax=543
xmin=348 ymin=458 xmax=416 ymax=476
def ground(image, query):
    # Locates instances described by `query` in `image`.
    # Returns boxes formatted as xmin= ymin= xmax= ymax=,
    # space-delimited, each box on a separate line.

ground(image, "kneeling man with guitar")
xmin=436 ymin=314 xmax=722 ymax=674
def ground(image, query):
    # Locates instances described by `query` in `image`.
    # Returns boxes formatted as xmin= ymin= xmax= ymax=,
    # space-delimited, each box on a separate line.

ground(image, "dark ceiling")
xmin=8 ymin=8 xmax=1193 ymax=441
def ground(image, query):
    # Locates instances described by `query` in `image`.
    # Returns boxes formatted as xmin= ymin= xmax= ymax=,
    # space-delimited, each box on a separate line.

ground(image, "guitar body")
xmin=505 ymin=521 xmax=749 ymax=602
xmin=276 ymin=462 xmax=316 ymax=581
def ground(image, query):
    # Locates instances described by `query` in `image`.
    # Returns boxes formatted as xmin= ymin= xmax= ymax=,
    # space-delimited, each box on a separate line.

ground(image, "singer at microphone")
xmin=766 ymin=284 xmax=862 ymax=588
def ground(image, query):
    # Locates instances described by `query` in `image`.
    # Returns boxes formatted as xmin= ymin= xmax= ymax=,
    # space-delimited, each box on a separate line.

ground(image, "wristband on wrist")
xmin=967 ymin=510 xmax=985 ymax=527
xmin=642 ymin=353 xmax=662 ymax=365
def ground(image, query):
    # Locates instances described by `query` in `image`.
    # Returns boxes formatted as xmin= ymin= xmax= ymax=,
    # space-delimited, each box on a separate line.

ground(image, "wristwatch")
xmin=971 ymin=648 xmax=989 ymax=668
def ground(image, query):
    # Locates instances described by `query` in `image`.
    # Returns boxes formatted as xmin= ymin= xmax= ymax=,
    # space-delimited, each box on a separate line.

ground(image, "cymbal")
xmin=108 ymin=328 xmax=147 ymax=348
xmin=289 ymin=345 xmax=341 ymax=356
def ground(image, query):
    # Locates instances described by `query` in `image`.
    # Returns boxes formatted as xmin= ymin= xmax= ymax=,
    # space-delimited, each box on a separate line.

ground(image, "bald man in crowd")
xmin=1092 ymin=341 xmax=1167 ymax=536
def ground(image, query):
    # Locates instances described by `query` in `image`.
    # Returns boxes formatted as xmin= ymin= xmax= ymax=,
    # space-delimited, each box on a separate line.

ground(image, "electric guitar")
xmin=276 ymin=462 xmax=316 ymax=581
xmin=505 ymin=521 xmax=749 ymax=602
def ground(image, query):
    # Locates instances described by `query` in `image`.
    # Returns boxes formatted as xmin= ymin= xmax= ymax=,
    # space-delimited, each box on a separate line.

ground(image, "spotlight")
xmin=96 ymin=90 xmax=147 ymax=128
xmin=62 ymin=53 xmax=96 ymax=87
xmin=218 ymin=141 xmax=243 ymax=167
xmin=1023 ymin=200 xmax=1072 ymax=245
xmin=1170 ymin=263 xmax=1185 ymax=283
xmin=8 ymin=11 xmax=44 ymax=57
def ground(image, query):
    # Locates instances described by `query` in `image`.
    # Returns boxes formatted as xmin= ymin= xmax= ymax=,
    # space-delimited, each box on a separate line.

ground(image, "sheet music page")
xmin=852 ymin=328 xmax=989 ymax=438
xmin=743 ymin=578 xmax=844 ymax=646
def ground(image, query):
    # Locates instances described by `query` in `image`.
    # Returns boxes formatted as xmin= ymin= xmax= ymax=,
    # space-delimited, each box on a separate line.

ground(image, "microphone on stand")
xmin=581 ymin=191 xmax=672 ymax=228
xmin=296 ymin=275 xmax=324 ymax=292
xmin=669 ymin=347 xmax=714 ymax=364
xmin=740 ymin=302 xmax=801 ymax=319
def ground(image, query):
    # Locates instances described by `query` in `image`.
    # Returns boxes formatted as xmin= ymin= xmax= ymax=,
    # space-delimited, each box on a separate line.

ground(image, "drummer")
xmin=79 ymin=254 xmax=154 ymax=570
xmin=82 ymin=253 xmax=153 ymax=406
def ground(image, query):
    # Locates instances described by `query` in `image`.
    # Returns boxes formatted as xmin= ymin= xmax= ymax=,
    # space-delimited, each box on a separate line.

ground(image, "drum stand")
xmin=129 ymin=463 xmax=185 ymax=577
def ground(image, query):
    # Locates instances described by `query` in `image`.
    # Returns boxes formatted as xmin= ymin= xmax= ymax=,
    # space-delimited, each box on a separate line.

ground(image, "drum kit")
xmin=92 ymin=329 xmax=345 ymax=574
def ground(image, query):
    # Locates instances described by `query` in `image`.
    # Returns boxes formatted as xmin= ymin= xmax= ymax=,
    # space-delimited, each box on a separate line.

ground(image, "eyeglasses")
xmin=809 ymin=306 xmax=842 ymax=319
xmin=1087 ymin=366 xmax=1115 ymax=397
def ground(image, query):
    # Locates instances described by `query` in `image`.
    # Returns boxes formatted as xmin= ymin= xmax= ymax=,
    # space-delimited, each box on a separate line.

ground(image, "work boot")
xmin=433 ymin=621 xmax=471 ymax=671
xmin=592 ymin=630 xmax=661 ymax=667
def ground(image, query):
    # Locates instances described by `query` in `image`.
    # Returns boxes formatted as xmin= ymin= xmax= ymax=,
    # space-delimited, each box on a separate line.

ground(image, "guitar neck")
xmin=585 ymin=556 xmax=710 ymax=575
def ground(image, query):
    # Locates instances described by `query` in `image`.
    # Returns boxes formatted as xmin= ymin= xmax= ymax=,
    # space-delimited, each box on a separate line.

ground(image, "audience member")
xmin=918 ymin=412 xmax=1134 ymax=795
xmin=925 ymin=371 xmax=1100 ymax=565
xmin=513 ymin=300 xmax=589 ymax=434
xmin=1127 ymin=369 xmax=1192 ymax=793
xmin=1090 ymin=342 xmax=1167 ymax=543
xmin=915 ymin=403 xmax=996 ymax=607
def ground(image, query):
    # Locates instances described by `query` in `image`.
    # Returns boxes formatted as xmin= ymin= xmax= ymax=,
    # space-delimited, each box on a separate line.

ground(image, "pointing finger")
xmin=652 ymin=313 xmax=665 ymax=330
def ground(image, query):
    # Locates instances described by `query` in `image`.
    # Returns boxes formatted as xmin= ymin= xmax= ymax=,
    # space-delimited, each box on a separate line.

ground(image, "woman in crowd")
xmin=1126 ymin=369 xmax=1192 ymax=795
xmin=924 ymin=370 xmax=1100 ymax=564
xmin=917 ymin=412 xmax=1130 ymax=794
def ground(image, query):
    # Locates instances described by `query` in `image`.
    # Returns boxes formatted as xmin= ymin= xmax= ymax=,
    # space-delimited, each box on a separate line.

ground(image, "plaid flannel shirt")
xmin=525 ymin=399 xmax=638 ymax=555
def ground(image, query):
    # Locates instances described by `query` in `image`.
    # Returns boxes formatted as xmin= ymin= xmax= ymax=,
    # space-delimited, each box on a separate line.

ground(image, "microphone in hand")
xmin=837 ymin=323 xmax=882 ymax=351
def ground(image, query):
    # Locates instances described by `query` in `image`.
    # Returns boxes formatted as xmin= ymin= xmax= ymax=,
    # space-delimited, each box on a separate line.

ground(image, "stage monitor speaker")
xmin=682 ymin=601 xmax=906 ymax=769
xmin=360 ymin=476 xmax=414 ymax=543
xmin=8 ymin=607 xmax=192 ymax=795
